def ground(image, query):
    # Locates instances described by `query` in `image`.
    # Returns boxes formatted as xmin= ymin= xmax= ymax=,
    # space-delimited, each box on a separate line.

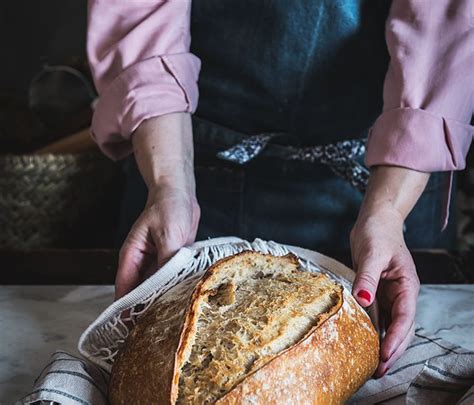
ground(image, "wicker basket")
xmin=0 ymin=152 xmax=122 ymax=249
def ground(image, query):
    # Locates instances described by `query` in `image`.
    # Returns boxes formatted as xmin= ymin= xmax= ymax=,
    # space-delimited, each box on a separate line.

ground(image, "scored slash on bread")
xmin=109 ymin=251 xmax=379 ymax=405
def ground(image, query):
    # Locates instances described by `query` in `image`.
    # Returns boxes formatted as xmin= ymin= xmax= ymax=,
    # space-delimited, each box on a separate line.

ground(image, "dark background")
xmin=0 ymin=1 xmax=87 ymax=97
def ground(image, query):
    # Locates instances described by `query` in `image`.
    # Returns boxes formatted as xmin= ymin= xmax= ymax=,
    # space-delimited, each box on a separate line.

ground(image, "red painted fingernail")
xmin=357 ymin=289 xmax=371 ymax=302
xmin=384 ymin=349 xmax=395 ymax=363
xmin=382 ymin=354 xmax=392 ymax=363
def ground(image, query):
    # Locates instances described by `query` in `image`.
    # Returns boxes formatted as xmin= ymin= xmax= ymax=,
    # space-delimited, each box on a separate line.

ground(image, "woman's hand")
xmin=351 ymin=207 xmax=419 ymax=377
xmin=116 ymin=183 xmax=200 ymax=299
xmin=351 ymin=166 xmax=429 ymax=377
xmin=115 ymin=113 xmax=199 ymax=299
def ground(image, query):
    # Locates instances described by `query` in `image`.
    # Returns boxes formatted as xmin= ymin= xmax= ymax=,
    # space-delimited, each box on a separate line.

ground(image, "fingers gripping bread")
xmin=109 ymin=251 xmax=379 ymax=404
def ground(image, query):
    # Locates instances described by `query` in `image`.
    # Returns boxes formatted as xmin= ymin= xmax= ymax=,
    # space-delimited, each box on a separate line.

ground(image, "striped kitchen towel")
xmin=17 ymin=351 xmax=109 ymax=405
xmin=18 ymin=327 xmax=474 ymax=405
xmin=350 ymin=327 xmax=474 ymax=404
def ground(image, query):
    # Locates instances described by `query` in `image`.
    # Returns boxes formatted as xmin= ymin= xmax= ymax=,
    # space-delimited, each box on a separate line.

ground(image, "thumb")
xmin=352 ymin=255 xmax=384 ymax=307
xmin=115 ymin=217 xmax=156 ymax=300
xmin=115 ymin=244 xmax=147 ymax=300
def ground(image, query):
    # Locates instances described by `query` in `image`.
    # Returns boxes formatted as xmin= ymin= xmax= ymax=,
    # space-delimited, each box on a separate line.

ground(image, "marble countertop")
xmin=1 ymin=285 xmax=473 ymax=404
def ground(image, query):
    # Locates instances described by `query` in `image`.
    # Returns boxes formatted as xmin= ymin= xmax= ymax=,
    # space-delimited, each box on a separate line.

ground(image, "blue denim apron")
xmin=118 ymin=0 xmax=456 ymax=250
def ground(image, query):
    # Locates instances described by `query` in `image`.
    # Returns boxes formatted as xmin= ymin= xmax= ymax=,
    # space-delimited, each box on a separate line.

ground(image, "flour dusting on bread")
xmin=176 ymin=252 xmax=342 ymax=404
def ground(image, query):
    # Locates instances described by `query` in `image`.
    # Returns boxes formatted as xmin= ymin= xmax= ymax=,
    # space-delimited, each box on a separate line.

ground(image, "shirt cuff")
xmin=365 ymin=108 xmax=473 ymax=172
xmin=91 ymin=52 xmax=201 ymax=160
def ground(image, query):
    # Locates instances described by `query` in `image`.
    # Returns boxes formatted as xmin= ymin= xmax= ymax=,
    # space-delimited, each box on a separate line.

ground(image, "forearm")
xmin=358 ymin=166 xmax=430 ymax=222
xmin=132 ymin=113 xmax=195 ymax=193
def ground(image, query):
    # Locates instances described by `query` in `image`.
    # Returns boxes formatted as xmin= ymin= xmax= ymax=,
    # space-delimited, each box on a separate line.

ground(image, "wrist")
xmin=145 ymin=158 xmax=194 ymax=189
xmin=360 ymin=165 xmax=429 ymax=221
xmin=132 ymin=112 xmax=195 ymax=191
xmin=147 ymin=170 xmax=196 ymax=196
xmin=356 ymin=203 xmax=405 ymax=229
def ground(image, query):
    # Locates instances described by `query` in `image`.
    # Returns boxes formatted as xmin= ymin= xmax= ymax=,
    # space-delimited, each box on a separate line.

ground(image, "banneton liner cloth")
xmin=18 ymin=238 xmax=474 ymax=404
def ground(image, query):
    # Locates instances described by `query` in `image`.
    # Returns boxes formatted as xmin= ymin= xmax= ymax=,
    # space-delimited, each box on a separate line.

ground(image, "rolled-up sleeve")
xmin=87 ymin=0 xmax=201 ymax=160
xmin=365 ymin=0 xmax=474 ymax=172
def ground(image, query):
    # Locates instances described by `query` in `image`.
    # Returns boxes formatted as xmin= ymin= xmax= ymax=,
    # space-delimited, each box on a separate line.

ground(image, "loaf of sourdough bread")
xmin=109 ymin=251 xmax=379 ymax=405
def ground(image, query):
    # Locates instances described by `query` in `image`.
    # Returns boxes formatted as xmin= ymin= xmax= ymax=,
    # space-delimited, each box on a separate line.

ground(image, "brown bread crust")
xmin=215 ymin=291 xmax=379 ymax=404
xmin=109 ymin=251 xmax=379 ymax=404
xmin=108 ymin=275 xmax=201 ymax=405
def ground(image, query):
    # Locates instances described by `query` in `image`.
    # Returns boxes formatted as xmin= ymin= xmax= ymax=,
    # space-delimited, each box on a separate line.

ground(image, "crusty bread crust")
xmin=176 ymin=252 xmax=342 ymax=404
xmin=109 ymin=251 xmax=379 ymax=405
xmin=215 ymin=290 xmax=378 ymax=404
xmin=108 ymin=274 xmax=201 ymax=405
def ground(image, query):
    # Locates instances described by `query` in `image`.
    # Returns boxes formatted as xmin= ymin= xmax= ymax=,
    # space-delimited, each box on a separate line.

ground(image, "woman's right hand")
xmin=115 ymin=113 xmax=199 ymax=299
xmin=115 ymin=183 xmax=200 ymax=299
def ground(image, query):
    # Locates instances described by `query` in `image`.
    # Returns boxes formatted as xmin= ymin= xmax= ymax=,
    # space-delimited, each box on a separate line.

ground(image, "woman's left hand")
xmin=350 ymin=206 xmax=420 ymax=378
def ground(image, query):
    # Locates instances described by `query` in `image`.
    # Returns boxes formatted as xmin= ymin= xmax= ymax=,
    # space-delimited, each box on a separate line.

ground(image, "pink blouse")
xmin=87 ymin=0 xmax=200 ymax=159
xmin=88 ymin=0 xmax=473 ymax=173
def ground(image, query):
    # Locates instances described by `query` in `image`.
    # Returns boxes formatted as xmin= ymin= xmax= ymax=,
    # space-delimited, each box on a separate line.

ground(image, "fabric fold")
xmin=91 ymin=53 xmax=200 ymax=160
xmin=365 ymin=108 xmax=474 ymax=172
